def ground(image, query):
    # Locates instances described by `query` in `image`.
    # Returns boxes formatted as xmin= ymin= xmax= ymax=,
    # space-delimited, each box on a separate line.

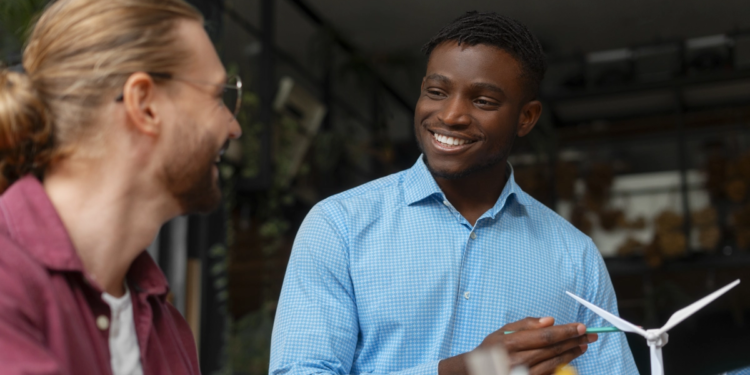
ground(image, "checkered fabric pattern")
xmin=725 ymin=367 xmax=750 ymax=375
xmin=270 ymin=156 xmax=637 ymax=375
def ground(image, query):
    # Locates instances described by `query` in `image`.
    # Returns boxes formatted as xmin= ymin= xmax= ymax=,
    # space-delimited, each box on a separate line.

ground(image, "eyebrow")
xmin=470 ymin=82 xmax=505 ymax=96
xmin=425 ymin=74 xmax=505 ymax=96
xmin=424 ymin=74 xmax=452 ymax=85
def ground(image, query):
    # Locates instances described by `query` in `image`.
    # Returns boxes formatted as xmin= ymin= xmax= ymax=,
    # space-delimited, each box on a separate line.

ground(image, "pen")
xmin=504 ymin=326 xmax=621 ymax=334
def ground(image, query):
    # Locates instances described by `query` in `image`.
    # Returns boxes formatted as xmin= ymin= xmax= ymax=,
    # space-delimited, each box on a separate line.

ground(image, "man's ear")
xmin=517 ymin=100 xmax=542 ymax=138
xmin=122 ymin=72 xmax=161 ymax=136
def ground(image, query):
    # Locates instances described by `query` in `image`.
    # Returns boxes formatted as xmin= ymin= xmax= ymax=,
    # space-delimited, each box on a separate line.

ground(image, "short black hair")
xmin=422 ymin=11 xmax=547 ymax=100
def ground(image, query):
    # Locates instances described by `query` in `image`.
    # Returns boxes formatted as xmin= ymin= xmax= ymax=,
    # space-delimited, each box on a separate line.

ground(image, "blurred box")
xmin=735 ymin=33 xmax=750 ymax=70
xmin=633 ymin=43 xmax=681 ymax=82
xmin=685 ymin=34 xmax=732 ymax=74
xmin=543 ymin=60 xmax=585 ymax=95
xmin=586 ymin=48 xmax=633 ymax=88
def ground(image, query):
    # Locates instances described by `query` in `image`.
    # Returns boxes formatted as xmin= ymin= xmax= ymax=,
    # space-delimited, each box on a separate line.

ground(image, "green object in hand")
xmin=503 ymin=326 xmax=621 ymax=334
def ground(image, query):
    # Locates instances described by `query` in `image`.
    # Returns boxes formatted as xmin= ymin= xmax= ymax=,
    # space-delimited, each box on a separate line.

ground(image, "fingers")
xmin=501 ymin=323 xmax=585 ymax=352
xmin=585 ymin=333 xmax=598 ymax=347
xmin=511 ymin=334 xmax=591 ymax=368
xmin=499 ymin=317 xmax=555 ymax=332
xmin=479 ymin=318 xmax=599 ymax=374
xmin=528 ymin=346 xmax=586 ymax=375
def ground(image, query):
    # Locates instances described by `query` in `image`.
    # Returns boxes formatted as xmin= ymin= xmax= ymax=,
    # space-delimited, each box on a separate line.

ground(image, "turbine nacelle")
xmin=645 ymin=329 xmax=668 ymax=347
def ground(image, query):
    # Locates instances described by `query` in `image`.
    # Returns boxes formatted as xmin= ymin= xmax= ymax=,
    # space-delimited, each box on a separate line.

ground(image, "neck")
xmin=43 ymin=157 xmax=178 ymax=297
xmin=433 ymin=161 xmax=508 ymax=226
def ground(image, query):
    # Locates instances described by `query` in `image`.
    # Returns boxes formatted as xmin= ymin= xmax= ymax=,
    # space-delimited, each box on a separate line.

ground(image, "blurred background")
xmin=3 ymin=0 xmax=750 ymax=374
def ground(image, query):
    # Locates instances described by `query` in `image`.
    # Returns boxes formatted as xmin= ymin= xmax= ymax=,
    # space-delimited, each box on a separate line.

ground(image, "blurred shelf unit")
xmin=543 ymin=31 xmax=750 ymax=125
xmin=527 ymin=31 xmax=750 ymax=269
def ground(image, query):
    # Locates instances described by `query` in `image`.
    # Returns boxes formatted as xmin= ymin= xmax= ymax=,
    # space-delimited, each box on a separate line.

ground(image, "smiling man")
xmin=270 ymin=11 xmax=636 ymax=375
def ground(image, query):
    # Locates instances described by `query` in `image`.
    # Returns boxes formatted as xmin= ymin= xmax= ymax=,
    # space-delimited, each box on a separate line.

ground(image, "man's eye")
xmin=427 ymin=90 xmax=443 ymax=96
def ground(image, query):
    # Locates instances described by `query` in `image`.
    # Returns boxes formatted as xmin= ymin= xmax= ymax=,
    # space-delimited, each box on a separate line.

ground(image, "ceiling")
xmin=224 ymin=0 xmax=750 ymax=125
xmin=304 ymin=0 xmax=750 ymax=59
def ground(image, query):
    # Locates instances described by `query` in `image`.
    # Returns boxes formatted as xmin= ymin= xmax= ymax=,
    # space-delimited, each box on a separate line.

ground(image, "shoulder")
xmin=512 ymin=191 xmax=602 ymax=269
xmin=309 ymin=170 xmax=407 ymax=223
xmin=319 ymin=171 xmax=405 ymax=208
xmin=0 ymin=234 xmax=50 ymax=323
xmin=295 ymin=171 xmax=408 ymax=253
xmin=519 ymin=191 xmax=594 ymax=246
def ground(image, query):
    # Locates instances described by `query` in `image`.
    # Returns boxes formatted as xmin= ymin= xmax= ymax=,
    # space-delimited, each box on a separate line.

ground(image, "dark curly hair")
xmin=422 ymin=11 xmax=547 ymax=100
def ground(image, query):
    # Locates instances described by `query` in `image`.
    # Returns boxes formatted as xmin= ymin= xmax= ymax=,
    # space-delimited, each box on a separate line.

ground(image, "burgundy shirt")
xmin=0 ymin=176 xmax=200 ymax=375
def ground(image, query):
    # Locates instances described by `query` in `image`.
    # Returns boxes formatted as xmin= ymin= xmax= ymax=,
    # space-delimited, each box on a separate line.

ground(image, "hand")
xmin=483 ymin=317 xmax=598 ymax=374
xmin=438 ymin=317 xmax=598 ymax=375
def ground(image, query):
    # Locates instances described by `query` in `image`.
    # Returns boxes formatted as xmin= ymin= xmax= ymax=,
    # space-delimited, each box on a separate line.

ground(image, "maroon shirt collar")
xmin=0 ymin=175 xmax=169 ymax=297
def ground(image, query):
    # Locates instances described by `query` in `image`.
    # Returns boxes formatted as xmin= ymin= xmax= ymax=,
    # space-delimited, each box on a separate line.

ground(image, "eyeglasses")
xmin=115 ymin=72 xmax=243 ymax=117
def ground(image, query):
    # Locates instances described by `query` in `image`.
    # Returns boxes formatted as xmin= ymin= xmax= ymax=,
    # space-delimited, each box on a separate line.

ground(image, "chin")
xmin=423 ymin=153 xmax=470 ymax=179
xmin=166 ymin=162 xmax=223 ymax=215
xmin=424 ymin=152 xmax=506 ymax=180
xmin=180 ymin=181 xmax=222 ymax=214
xmin=425 ymin=163 xmax=472 ymax=180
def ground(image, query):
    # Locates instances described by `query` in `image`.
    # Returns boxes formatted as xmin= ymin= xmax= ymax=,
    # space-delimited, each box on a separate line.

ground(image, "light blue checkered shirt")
xmin=270 ymin=156 xmax=637 ymax=375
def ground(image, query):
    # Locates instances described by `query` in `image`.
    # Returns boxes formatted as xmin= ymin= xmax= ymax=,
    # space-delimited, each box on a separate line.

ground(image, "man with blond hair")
xmin=0 ymin=0 xmax=242 ymax=373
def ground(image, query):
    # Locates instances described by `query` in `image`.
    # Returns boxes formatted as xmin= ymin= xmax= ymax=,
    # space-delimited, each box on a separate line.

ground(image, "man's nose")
xmin=437 ymin=96 xmax=471 ymax=126
xmin=228 ymin=117 xmax=242 ymax=139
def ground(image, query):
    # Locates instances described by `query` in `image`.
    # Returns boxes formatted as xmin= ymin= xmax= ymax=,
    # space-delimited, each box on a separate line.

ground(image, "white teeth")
xmin=433 ymin=132 xmax=469 ymax=146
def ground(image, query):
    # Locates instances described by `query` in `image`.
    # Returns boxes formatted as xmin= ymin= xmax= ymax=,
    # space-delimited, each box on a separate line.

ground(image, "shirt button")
xmin=443 ymin=200 xmax=450 ymax=206
xmin=464 ymin=291 xmax=470 ymax=300
xmin=470 ymin=232 xmax=477 ymax=240
xmin=96 ymin=315 xmax=110 ymax=331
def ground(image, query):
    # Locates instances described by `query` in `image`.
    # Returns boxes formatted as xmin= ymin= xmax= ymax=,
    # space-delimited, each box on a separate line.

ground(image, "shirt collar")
xmin=0 ymin=175 xmax=84 ymax=272
xmin=0 ymin=175 xmax=169 ymax=297
xmin=402 ymin=155 xmax=532 ymax=215
xmin=403 ymin=155 xmax=444 ymax=205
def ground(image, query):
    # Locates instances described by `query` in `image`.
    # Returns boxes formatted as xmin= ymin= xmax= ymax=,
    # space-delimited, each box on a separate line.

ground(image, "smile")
xmin=430 ymin=131 xmax=476 ymax=147
xmin=215 ymin=140 xmax=230 ymax=164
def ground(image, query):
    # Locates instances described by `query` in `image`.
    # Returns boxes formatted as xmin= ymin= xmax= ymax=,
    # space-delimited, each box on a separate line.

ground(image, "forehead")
xmin=426 ymin=42 xmax=525 ymax=94
xmin=174 ymin=19 xmax=225 ymax=82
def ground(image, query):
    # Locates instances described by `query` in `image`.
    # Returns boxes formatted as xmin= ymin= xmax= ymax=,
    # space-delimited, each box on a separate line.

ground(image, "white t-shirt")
xmin=102 ymin=284 xmax=144 ymax=375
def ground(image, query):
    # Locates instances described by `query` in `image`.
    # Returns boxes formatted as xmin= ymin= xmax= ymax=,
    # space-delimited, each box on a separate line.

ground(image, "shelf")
xmin=605 ymin=252 xmax=750 ymax=276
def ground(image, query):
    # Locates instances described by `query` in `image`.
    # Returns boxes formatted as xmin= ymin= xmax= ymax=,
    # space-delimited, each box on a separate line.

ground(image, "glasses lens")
xmin=223 ymin=76 xmax=241 ymax=116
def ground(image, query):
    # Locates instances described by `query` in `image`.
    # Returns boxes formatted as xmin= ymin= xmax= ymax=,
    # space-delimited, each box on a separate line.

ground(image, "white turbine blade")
xmin=649 ymin=343 xmax=664 ymax=375
xmin=658 ymin=279 xmax=740 ymax=334
xmin=566 ymin=291 xmax=647 ymax=337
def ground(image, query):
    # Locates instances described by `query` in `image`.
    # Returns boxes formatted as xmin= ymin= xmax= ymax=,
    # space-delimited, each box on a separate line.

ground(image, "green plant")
xmin=0 ymin=0 xmax=46 ymax=62
xmin=0 ymin=0 xmax=46 ymax=39
xmin=225 ymin=301 xmax=276 ymax=375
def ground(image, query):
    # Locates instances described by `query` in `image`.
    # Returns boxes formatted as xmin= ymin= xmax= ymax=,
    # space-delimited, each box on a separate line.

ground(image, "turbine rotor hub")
xmin=645 ymin=329 xmax=669 ymax=348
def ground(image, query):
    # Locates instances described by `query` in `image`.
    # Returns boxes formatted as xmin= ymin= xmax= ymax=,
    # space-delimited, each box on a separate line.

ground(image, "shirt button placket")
xmin=96 ymin=315 xmax=110 ymax=331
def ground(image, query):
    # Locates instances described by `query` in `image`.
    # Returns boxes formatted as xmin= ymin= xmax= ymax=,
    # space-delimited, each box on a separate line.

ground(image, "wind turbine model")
xmin=566 ymin=279 xmax=740 ymax=375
